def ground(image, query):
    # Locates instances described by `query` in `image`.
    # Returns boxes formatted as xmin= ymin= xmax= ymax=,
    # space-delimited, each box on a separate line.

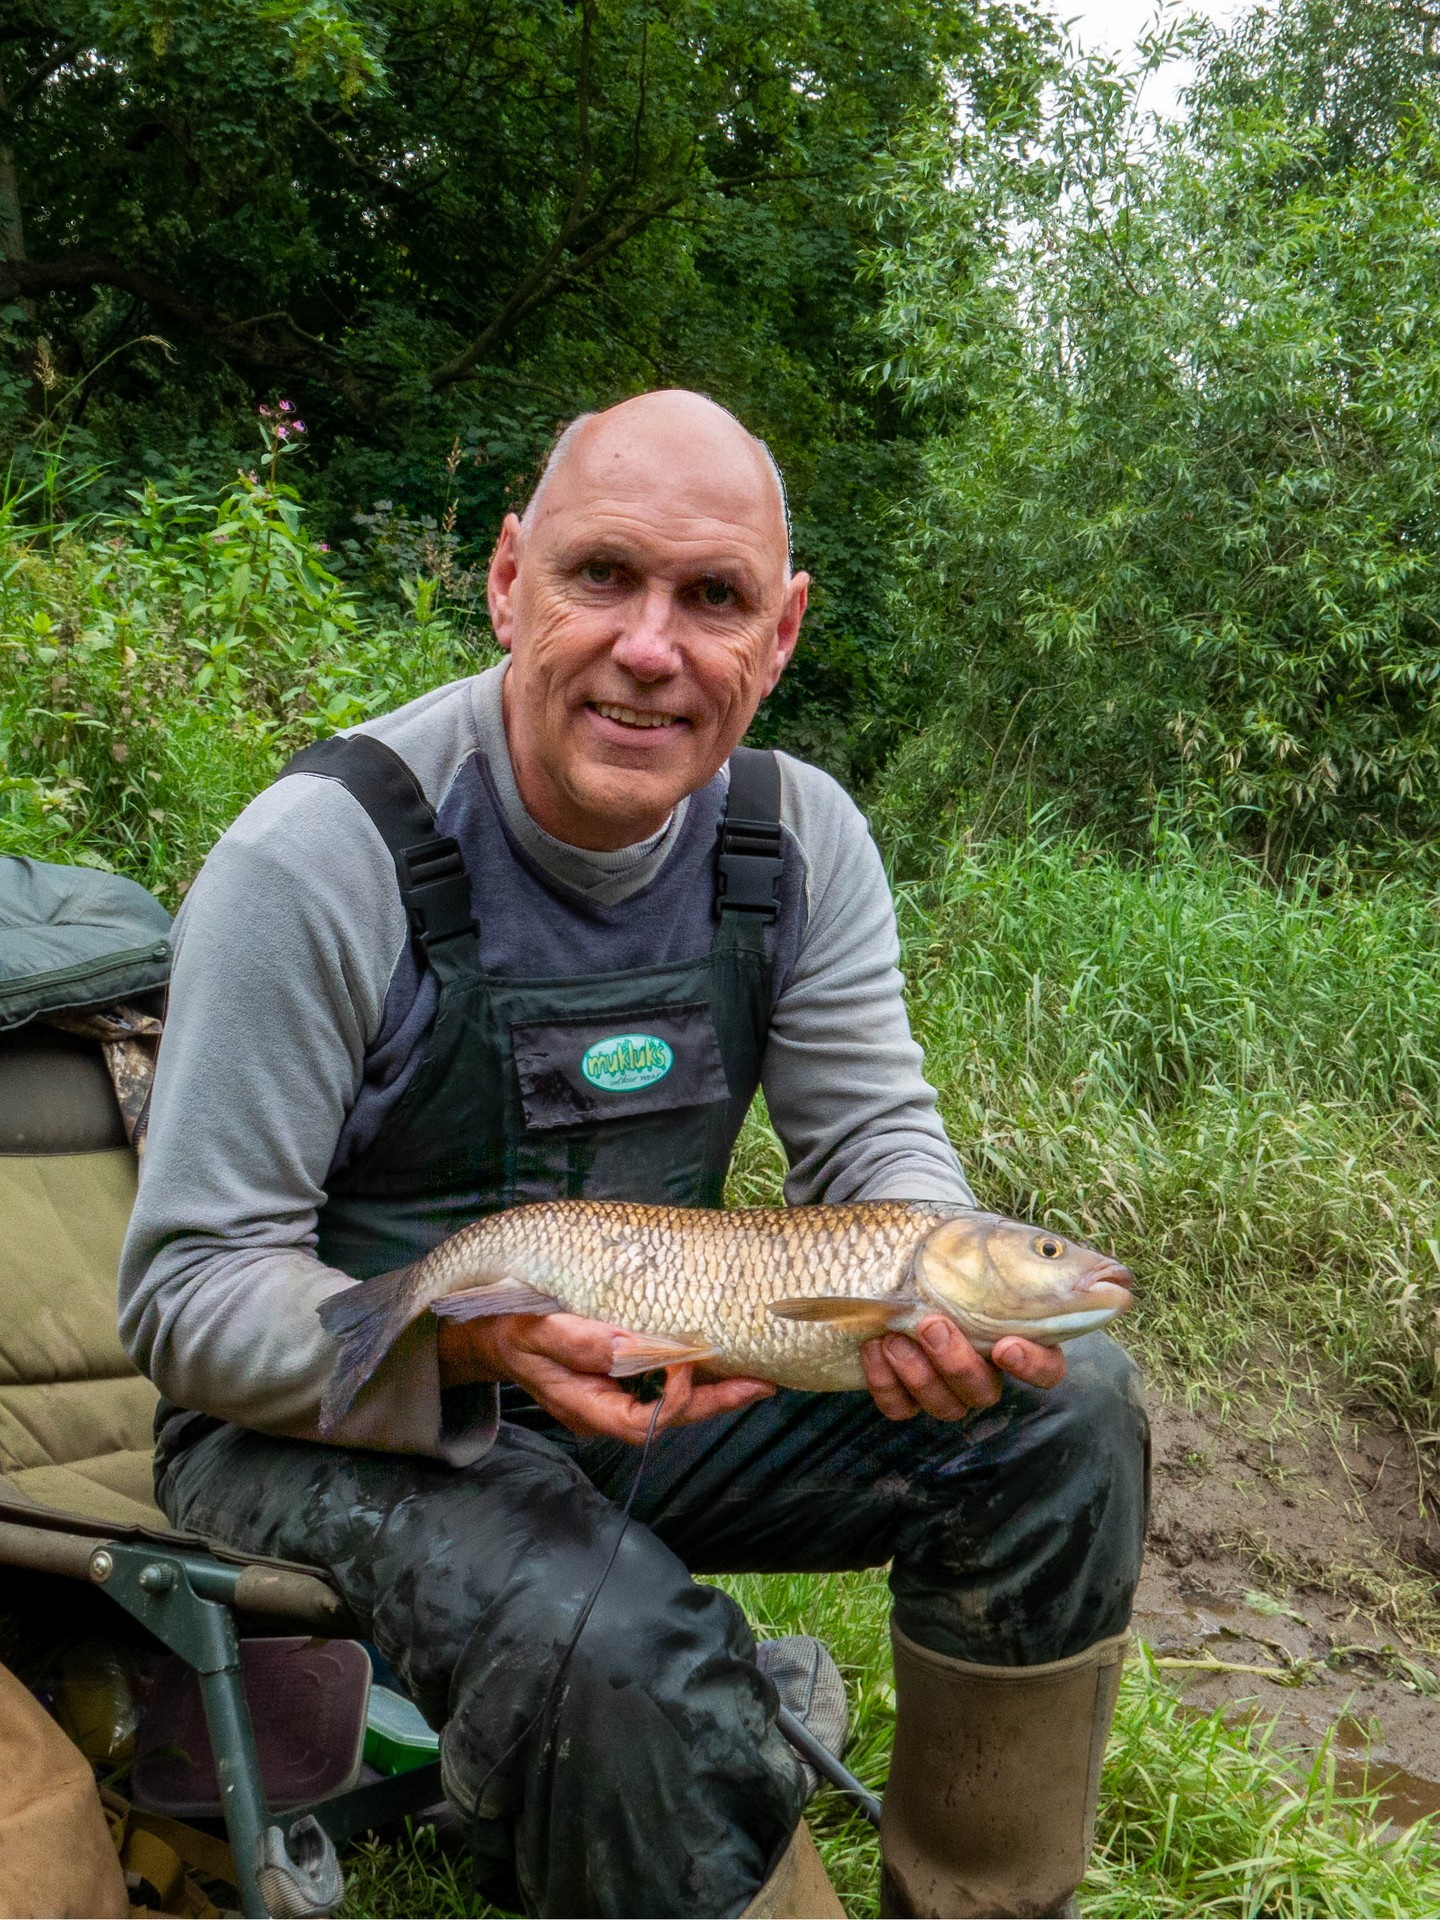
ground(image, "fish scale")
xmin=317 ymin=1198 xmax=1134 ymax=1431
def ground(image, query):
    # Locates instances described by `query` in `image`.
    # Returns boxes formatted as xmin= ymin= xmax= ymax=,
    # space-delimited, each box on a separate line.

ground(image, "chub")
xmin=317 ymin=1201 xmax=1133 ymax=1431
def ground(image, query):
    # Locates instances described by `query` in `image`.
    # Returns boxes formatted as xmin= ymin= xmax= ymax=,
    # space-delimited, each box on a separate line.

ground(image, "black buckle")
xmin=398 ymin=834 xmax=476 ymax=948
xmin=716 ymin=816 xmax=784 ymax=920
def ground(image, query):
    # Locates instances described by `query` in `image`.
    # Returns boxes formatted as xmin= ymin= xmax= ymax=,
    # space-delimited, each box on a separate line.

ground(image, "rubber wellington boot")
xmin=879 ymin=1623 xmax=1127 ymax=1919
xmin=743 ymin=1821 xmax=847 ymax=1918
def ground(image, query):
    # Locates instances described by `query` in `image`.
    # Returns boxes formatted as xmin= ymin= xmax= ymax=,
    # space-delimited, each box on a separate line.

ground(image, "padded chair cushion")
xmin=0 ymin=1145 xmax=164 ymax=1527
xmin=4 ymin=1454 xmax=166 ymax=1529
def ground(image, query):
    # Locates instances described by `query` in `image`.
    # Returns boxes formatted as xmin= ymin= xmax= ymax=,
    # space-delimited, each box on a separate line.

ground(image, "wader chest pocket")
xmin=511 ymin=1003 xmax=730 ymax=1130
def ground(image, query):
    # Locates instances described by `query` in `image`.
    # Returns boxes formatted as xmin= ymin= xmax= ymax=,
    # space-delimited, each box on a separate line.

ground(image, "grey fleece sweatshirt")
xmin=118 ymin=665 xmax=974 ymax=1462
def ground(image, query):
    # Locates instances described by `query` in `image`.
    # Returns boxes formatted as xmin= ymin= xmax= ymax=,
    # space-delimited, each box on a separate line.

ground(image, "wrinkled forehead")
xmin=527 ymin=406 xmax=791 ymax=575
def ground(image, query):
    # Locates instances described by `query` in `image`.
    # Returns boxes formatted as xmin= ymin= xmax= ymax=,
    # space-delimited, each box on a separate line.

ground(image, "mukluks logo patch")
xmin=579 ymin=1032 xmax=675 ymax=1093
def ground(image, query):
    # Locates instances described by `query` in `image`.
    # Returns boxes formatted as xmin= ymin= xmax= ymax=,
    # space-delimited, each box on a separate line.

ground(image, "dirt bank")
xmin=1136 ymin=1378 xmax=1440 ymax=1825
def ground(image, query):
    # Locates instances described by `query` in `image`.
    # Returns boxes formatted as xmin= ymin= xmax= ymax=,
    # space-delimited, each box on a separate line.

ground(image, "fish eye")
xmin=1034 ymin=1235 xmax=1064 ymax=1259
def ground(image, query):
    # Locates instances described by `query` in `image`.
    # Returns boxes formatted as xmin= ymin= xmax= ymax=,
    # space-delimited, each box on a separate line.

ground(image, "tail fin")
xmin=317 ymin=1264 xmax=422 ymax=1433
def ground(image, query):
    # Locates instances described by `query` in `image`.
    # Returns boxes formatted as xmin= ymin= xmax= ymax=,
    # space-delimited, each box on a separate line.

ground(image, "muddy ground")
xmin=1137 ymin=1377 xmax=1440 ymax=1825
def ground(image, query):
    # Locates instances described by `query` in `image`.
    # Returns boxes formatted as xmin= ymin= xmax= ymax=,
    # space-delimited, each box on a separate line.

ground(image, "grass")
xmin=10 ymin=475 xmax=1440 ymax=1912
xmin=891 ymin=825 xmax=1440 ymax=1430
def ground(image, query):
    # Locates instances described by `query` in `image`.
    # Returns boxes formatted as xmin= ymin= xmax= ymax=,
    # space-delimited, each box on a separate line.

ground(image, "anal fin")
xmin=609 ymin=1331 xmax=722 ymax=1378
xmin=767 ymin=1296 xmax=907 ymax=1336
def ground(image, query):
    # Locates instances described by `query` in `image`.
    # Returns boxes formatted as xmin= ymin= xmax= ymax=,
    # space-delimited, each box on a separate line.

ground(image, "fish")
xmin=317 ymin=1200 xmax=1133 ymax=1431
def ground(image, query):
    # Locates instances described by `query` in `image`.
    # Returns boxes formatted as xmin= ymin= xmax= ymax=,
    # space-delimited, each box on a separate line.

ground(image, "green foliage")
xmin=0 ymin=443 xmax=485 ymax=897
xmin=1195 ymin=0 xmax=1440 ymax=175
xmin=1089 ymin=1651 xmax=1440 ymax=1917
xmin=870 ymin=4 xmax=1440 ymax=852
xmin=0 ymin=0 xmax=1060 ymax=779
xmin=735 ymin=808 xmax=1440 ymax=1427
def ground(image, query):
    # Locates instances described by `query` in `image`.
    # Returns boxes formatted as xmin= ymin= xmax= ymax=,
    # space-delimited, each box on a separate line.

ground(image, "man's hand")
xmin=861 ymin=1314 xmax=1065 ymax=1422
xmin=438 ymin=1310 xmax=775 ymax=1445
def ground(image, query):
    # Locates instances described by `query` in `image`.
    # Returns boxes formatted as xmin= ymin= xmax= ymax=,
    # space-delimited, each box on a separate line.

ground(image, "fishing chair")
xmin=0 ymin=982 xmax=442 ymax=1917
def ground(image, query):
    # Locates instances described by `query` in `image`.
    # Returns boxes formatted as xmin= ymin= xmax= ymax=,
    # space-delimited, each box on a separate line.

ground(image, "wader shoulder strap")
xmin=716 ymin=747 xmax=783 ymax=921
xmin=280 ymin=735 xmax=479 ymax=973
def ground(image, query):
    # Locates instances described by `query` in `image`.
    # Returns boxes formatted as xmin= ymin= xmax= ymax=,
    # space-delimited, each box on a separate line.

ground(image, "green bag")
xmin=0 ymin=856 xmax=171 ymax=1031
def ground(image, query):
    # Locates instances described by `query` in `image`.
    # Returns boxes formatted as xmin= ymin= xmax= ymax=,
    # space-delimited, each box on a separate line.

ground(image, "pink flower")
xmin=279 ymin=400 xmax=294 ymax=413
xmin=293 ymin=420 xmax=307 ymax=434
xmin=275 ymin=425 xmax=289 ymax=440
xmin=318 ymin=542 xmax=330 ymax=551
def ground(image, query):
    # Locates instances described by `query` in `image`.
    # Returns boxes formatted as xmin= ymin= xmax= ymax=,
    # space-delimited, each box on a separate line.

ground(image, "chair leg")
xmin=86 ymin=1542 xmax=287 ymax=1918
xmin=196 ymin=1658 xmax=272 ymax=1918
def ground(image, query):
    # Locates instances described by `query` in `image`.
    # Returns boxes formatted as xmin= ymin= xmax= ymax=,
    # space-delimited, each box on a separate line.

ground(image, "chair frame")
xmin=0 ymin=1505 xmax=442 ymax=1917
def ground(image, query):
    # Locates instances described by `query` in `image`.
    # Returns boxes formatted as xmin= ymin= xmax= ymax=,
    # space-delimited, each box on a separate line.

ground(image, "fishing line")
xmin=465 ymin=1389 xmax=666 ymax=1824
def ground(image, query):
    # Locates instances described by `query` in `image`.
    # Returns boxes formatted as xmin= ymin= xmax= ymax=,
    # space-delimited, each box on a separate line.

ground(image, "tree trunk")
xmin=0 ymin=53 xmax=36 ymax=323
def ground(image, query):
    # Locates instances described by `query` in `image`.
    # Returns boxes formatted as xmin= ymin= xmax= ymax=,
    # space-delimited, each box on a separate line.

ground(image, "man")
xmin=120 ymin=390 xmax=1147 ymax=1918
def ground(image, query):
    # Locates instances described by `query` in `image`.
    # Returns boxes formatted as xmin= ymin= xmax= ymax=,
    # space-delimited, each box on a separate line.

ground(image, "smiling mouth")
xmin=591 ymin=702 xmax=683 ymax=731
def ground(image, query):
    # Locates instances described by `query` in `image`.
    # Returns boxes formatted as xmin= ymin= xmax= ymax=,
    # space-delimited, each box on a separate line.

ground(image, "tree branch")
xmin=428 ymin=187 xmax=685 ymax=392
xmin=0 ymin=250 xmax=380 ymax=415
xmin=0 ymin=46 xmax=33 ymax=323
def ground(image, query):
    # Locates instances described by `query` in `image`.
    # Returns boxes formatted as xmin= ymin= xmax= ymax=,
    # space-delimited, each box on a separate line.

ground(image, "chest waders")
xmin=278 ymin=736 xmax=785 ymax=1281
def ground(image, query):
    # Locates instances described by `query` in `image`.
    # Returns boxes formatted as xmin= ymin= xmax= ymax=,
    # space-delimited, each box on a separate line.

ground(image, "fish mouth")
xmin=1070 ymin=1263 xmax=1134 ymax=1318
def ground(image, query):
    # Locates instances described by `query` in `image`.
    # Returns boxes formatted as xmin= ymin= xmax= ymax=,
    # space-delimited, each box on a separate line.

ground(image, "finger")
xmin=653 ymin=1364 xmax=698 ymax=1429
xmin=533 ymin=1367 xmax=665 ymax=1444
xmin=881 ymin=1334 xmax=977 ymax=1421
xmin=520 ymin=1311 xmax=629 ymax=1375
xmin=861 ymin=1337 xmax=921 ymax=1422
xmin=677 ymin=1377 xmax=775 ymax=1424
xmin=991 ymin=1337 xmax=1067 ymax=1390
xmin=913 ymin=1318 xmax=1004 ymax=1408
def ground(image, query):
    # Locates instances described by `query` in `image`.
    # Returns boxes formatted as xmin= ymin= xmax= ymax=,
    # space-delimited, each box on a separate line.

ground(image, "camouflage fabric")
xmin=157 ymin=1333 xmax=1147 ymax=1919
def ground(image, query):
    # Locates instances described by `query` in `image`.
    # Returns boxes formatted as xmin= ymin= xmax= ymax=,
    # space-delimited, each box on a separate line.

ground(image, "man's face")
xmin=488 ymin=399 xmax=808 ymax=850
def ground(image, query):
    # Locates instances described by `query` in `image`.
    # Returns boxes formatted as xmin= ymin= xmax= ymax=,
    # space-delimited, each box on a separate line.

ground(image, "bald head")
xmin=524 ymin=390 xmax=791 ymax=577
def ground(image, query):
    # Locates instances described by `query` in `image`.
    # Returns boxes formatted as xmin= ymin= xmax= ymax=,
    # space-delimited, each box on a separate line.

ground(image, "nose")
xmin=610 ymin=586 xmax=683 ymax=682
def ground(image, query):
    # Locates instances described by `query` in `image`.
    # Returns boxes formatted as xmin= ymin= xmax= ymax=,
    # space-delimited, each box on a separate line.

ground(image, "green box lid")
xmin=363 ymin=1685 xmax=441 ymax=1775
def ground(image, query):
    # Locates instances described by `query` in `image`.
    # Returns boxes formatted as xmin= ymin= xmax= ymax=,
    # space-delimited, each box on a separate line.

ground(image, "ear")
xmin=487 ymin=513 xmax=524 ymax=652
xmin=764 ymin=570 xmax=809 ymax=695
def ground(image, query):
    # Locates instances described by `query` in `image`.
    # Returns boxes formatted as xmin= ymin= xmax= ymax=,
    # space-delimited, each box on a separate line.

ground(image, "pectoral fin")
xmin=432 ymin=1279 xmax=565 ymax=1321
xmin=767 ymin=1296 xmax=908 ymax=1336
xmin=609 ymin=1331 xmax=722 ymax=1378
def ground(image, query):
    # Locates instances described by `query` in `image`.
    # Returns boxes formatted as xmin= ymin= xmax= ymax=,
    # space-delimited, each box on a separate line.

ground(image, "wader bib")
xmin=279 ymin=735 xmax=786 ymax=1281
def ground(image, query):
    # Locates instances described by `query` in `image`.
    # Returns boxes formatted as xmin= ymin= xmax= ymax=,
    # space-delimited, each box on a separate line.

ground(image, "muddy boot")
xmin=743 ymin=1821 xmax=846 ymax=1918
xmin=879 ymin=1623 xmax=1127 ymax=1918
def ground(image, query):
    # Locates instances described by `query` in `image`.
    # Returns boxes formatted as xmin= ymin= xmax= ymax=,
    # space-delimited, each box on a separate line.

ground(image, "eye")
xmin=582 ymin=561 xmax=615 ymax=585
xmin=1035 ymin=1236 xmax=1064 ymax=1260
xmin=699 ymin=577 xmax=736 ymax=607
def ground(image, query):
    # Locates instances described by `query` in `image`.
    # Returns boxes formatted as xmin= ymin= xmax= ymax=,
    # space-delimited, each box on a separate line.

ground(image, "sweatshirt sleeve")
xmin=117 ymin=775 xmax=496 ymax=1465
xmin=763 ymin=757 xmax=977 ymax=1209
